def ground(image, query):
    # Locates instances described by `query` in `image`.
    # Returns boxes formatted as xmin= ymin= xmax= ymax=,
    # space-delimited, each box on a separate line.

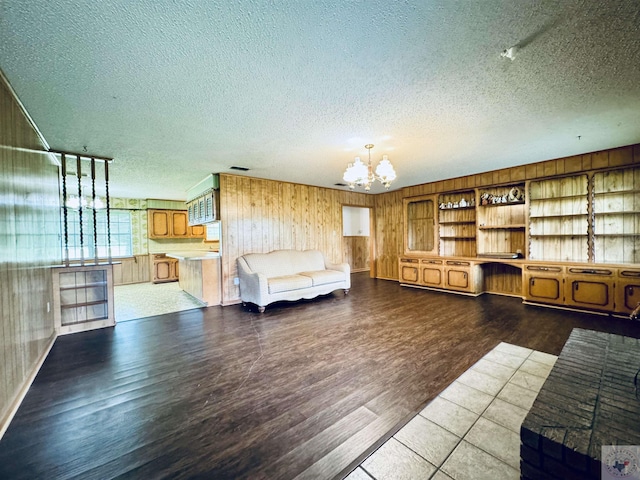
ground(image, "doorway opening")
xmin=342 ymin=205 xmax=375 ymax=276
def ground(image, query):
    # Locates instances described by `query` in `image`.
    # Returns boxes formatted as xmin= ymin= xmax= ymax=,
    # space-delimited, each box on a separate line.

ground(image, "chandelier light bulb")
xmin=342 ymin=145 xmax=397 ymax=191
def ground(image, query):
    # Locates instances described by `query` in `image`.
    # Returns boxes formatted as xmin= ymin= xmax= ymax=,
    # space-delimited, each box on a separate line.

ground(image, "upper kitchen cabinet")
xmin=187 ymin=174 xmax=220 ymax=226
xmin=148 ymin=209 xmax=204 ymax=239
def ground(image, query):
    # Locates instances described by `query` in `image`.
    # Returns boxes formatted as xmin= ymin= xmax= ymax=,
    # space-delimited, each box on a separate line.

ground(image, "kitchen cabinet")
xmin=187 ymin=189 xmax=218 ymax=226
xmin=148 ymin=209 xmax=205 ymax=239
xmin=152 ymin=254 xmax=179 ymax=283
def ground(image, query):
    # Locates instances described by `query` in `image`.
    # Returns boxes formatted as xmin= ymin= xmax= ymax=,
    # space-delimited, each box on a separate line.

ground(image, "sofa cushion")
xmin=299 ymin=269 xmax=345 ymax=286
xmin=290 ymin=250 xmax=325 ymax=273
xmin=268 ymin=275 xmax=313 ymax=294
xmin=243 ymin=251 xmax=295 ymax=278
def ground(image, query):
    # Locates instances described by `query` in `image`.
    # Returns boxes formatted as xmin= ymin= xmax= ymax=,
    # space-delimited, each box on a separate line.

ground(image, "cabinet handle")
xmin=574 ymin=282 xmax=579 ymax=291
xmin=629 ymin=286 xmax=634 ymax=296
xmin=531 ymin=278 xmax=535 ymax=286
xmin=464 ymin=272 xmax=467 ymax=279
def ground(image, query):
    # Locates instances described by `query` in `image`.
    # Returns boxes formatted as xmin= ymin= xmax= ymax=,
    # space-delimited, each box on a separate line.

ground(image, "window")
xmin=65 ymin=209 xmax=132 ymax=259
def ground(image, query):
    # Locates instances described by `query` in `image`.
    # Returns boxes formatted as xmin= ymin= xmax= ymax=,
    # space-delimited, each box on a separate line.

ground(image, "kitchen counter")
xmin=166 ymin=252 xmax=221 ymax=305
xmin=166 ymin=251 xmax=220 ymax=260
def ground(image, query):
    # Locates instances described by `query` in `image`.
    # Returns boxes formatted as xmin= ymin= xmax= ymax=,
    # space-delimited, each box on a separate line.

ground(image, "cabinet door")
xmin=154 ymin=260 xmax=171 ymax=282
xmin=399 ymin=259 xmax=420 ymax=284
xmin=171 ymin=211 xmax=189 ymax=237
xmin=422 ymin=266 xmax=442 ymax=287
xmin=149 ymin=210 xmax=170 ymax=238
xmin=565 ymin=269 xmax=614 ymax=310
xmin=616 ymin=270 xmax=640 ymax=314
xmin=522 ymin=266 xmax=564 ymax=305
xmin=446 ymin=268 xmax=470 ymax=290
xmin=172 ymin=259 xmax=180 ymax=280
xmin=190 ymin=225 xmax=205 ymax=238
xmin=526 ymin=276 xmax=562 ymax=302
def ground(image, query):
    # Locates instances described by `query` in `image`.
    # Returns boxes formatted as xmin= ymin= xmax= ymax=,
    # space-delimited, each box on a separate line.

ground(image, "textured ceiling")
xmin=1 ymin=0 xmax=640 ymax=199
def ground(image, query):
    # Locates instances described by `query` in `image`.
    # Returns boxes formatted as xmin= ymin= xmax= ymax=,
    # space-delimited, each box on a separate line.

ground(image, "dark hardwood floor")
xmin=2 ymin=272 xmax=640 ymax=479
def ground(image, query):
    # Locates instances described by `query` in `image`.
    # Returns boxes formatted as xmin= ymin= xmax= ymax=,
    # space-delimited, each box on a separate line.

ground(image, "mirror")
xmin=404 ymin=195 xmax=437 ymax=254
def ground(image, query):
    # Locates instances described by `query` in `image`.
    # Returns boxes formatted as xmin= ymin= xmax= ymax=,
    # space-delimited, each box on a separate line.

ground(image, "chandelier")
xmin=343 ymin=144 xmax=396 ymax=191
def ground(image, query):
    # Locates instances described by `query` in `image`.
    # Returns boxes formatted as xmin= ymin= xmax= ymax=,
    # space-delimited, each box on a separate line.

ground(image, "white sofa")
xmin=237 ymin=249 xmax=350 ymax=312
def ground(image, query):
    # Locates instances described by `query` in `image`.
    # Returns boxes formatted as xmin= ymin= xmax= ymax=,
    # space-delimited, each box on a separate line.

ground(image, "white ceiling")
xmin=2 ymin=1 xmax=639 ymax=200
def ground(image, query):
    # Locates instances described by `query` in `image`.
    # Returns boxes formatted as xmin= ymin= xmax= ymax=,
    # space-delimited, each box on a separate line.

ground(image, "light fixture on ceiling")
xmin=342 ymin=144 xmax=396 ymax=191
xmin=500 ymin=46 xmax=518 ymax=60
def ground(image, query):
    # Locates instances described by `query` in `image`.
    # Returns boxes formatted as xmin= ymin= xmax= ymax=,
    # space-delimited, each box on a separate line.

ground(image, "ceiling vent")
xmin=230 ymin=166 xmax=250 ymax=171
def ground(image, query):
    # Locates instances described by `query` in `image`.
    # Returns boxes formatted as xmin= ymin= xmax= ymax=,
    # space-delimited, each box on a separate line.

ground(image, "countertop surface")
xmin=166 ymin=251 xmax=220 ymax=260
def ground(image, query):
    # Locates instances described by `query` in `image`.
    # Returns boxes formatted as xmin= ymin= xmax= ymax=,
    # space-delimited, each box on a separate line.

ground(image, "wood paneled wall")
xmin=0 ymin=74 xmax=60 ymax=435
xmin=219 ymin=174 xmax=374 ymax=304
xmin=374 ymin=144 xmax=640 ymax=281
xmin=342 ymin=236 xmax=370 ymax=272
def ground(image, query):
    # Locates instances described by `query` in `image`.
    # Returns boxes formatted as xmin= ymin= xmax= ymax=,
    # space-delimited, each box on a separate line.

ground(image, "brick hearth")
xmin=520 ymin=328 xmax=640 ymax=480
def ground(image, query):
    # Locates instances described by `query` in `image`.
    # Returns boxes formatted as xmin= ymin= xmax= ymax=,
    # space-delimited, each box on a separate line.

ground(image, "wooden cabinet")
xmin=593 ymin=168 xmax=640 ymax=264
xmin=187 ymin=189 xmax=218 ymax=226
xmin=148 ymin=209 xmax=205 ymax=239
xmin=477 ymin=184 xmax=526 ymax=258
xmin=404 ymin=195 xmax=438 ymax=255
xmin=421 ymin=259 xmax=443 ymax=287
xmin=529 ymin=175 xmax=589 ymax=262
xmin=444 ymin=260 xmax=481 ymax=294
xmin=564 ymin=267 xmax=615 ymax=311
xmin=399 ymin=258 xmax=420 ymax=284
xmin=522 ymin=265 xmax=564 ymax=305
xmin=438 ymin=191 xmax=476 ymax=257
xmin=152 ymin=254 xmax=179 ymax=283
xmin=615 ymin=269 xmax=640 ymax=314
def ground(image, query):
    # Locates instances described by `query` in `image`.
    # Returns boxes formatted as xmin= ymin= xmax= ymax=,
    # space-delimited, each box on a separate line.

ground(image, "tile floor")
xmin=114 ymin=281 xmax=205 ymax=322
xmin=346 ymin=342 xmax=558 ymax=480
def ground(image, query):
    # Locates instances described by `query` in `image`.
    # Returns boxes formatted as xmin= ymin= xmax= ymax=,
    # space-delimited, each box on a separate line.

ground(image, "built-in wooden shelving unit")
xmin=438 ymin=191 xmax=476 ymax=257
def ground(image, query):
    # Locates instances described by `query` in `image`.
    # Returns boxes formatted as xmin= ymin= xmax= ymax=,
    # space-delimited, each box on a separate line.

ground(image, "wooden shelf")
xmin=59 ymin=282 xmax=107 ymax=291
xmin=594 ymin=189 xmax=640 ymax=196
xmin=479 ymin=201 xmax=525 ymax=208
xmin=61 ymin=300 xmax=108 ymax=309
xmin=478 ymin=224 xmax=526 ymax=230
xmin=530 ymin=234 xmax=585 ymax=237
xmin=530 ymin=213 xmax=587 ymax=219
xmin=529 ymin=194 xmax=587 ymax=201
xmin=439 ymin=220 xmax=476 ymax=225
xmin=440 ymin=236 xmax=476 ymax=239
xmin=594 ymin=211 xmax=640 ymax=216
xmin=439 ymin=206 xmax=475 ymax=211
xmin=595 ymin=233 xmax=640 ymax=238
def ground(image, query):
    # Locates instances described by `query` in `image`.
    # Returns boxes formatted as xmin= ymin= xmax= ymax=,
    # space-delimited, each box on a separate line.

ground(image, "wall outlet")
xmin=233 ymin=277 xmax=240 ymax=285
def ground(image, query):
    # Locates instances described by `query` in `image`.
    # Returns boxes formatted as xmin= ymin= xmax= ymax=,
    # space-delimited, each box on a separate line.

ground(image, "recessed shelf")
xmin=530 ymin=234 xmax=586 ymax=237
xmin=594 ymin=189 xmax=640 ymax=196
xmin=594 ymin=211 xmax=640 ymax=216
xmin=439 ymin=206 xmax=476 ymax=211
xmin=440 ymin=236 xmax=476 ymax=239
xmin=438 ymin=220 xmax=476 ymax=225
xmin=594 ymin=233 xmax=640 ymax=237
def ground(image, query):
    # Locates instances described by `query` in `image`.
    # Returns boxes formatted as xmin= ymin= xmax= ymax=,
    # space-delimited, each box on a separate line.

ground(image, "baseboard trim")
xmin=0 ymin=332 xmax=56 ymax=440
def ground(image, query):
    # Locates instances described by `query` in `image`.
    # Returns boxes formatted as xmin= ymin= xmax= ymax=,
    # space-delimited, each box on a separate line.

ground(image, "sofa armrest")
xmin=237 ymin=257 xmax=270 ymax=306
xmin=325 ymin=260 xmax=350 ymax=275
